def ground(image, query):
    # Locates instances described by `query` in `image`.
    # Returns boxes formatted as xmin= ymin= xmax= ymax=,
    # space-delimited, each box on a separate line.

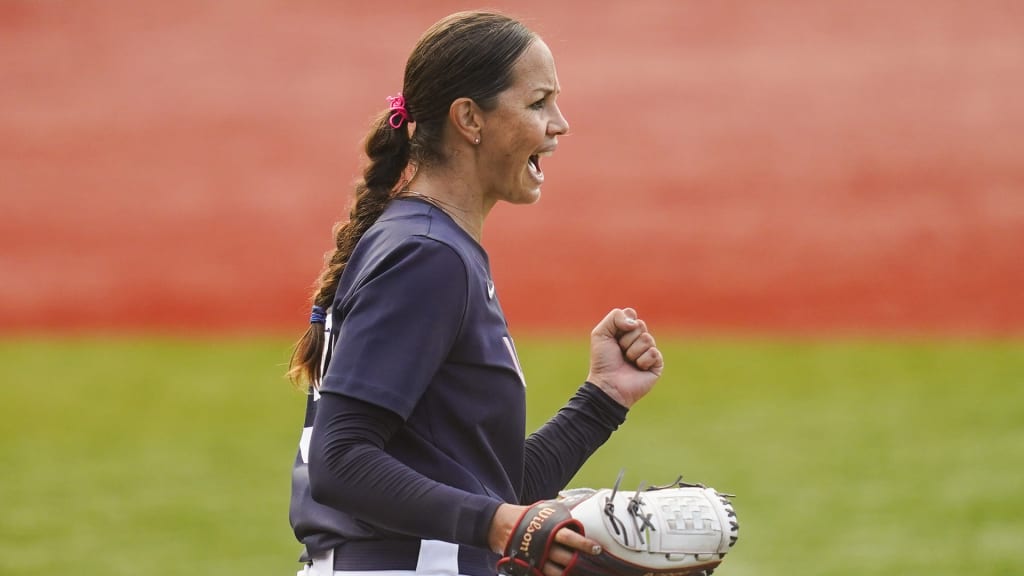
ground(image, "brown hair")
xmin=288 ymin=11 xmax=537 ymax=387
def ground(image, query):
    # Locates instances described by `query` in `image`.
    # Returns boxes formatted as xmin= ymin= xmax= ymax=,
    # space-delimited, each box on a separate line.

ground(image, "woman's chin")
xmin=514 ymin=183 xmax=543 ymax=205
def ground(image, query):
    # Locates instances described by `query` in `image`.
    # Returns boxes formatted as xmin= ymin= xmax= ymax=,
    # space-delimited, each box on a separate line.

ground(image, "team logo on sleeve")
xmin=487 ymin=280 xmax=496 ymax=300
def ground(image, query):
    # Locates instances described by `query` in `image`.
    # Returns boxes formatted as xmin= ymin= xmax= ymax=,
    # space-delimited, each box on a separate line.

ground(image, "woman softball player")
xmin=287 ymin=11 xmax=664 ymax=576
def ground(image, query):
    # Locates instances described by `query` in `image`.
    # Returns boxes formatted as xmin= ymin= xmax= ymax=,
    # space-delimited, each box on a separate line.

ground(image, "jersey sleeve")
xmin=520 ymin=382 xmax=629 ymax=503
xmin=309 ymin=391 xmax=502 ymax=548
xmin=320 ymin=236 xmax=468 ymax=419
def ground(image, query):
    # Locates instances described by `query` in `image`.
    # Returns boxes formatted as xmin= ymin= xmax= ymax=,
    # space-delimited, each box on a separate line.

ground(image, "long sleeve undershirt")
xmin=307 ymin=382 xmax=628 ymax=550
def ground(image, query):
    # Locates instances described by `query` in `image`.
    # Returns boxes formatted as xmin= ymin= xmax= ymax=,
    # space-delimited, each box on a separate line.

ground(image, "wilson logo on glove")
xmin=519 ymin=505 xmax=559 ymax=552
xmin=497 ymin=501 xmax=583 ymax=576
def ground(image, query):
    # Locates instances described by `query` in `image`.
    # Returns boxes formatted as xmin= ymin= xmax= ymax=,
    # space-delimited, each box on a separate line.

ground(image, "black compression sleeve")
xmin=520 ymin=382 xmax=628 ymax=503
xmin=307 ymin=391 xmax=502 ymax=549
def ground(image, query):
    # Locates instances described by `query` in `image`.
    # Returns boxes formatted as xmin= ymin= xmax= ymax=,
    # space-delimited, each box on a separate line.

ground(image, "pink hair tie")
xmin=387 ymin=93 xmax=411 ymax=129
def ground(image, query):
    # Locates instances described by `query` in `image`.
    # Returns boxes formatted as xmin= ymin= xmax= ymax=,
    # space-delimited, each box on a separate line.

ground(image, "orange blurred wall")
xmin=2 ymin=1 xmax=1021 ymax=335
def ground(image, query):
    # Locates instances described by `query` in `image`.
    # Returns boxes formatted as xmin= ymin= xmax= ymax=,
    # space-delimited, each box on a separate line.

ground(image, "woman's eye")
xmin=530 ymin=99 xmax=546 ymax=110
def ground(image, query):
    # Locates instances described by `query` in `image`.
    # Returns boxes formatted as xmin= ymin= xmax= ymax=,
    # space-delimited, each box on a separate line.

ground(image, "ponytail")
xmin=288 ymin=110 xmax=411 ymax=388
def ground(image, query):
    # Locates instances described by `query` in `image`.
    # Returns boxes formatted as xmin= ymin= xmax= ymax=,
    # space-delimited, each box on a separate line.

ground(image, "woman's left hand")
xmin=489 ymin=503 xmax=603 ymax=576
xmin=586 ymin=308 xmax=664 ymax=408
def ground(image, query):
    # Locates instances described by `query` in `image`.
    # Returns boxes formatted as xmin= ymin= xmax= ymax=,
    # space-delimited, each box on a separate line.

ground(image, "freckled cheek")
xmin=498 ymin=137 xmax=532 ymax=166
xmin=507 ymin=131 xmax=540 ymax=160
xmin=488 ymin=150 xmax=524 ymax=186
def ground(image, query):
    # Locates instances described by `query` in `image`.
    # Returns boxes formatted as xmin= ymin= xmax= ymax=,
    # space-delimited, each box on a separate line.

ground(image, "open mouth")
xmin=528 ymin=151 xmax=553 ymax=181
xmin=528 ymin=154 xmax=542 ymax=177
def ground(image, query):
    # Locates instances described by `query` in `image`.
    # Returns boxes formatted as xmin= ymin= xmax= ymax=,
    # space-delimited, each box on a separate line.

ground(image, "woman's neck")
xmin=401 ymin=165 xmax=493 ymax=243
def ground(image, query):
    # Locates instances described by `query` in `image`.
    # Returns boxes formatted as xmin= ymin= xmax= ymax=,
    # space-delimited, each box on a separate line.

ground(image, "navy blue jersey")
xmin=289 ymin=197 xmax=629 ymax=575
xmin=290 ymin=198 xmax=526 ymax=567
xmin=322 ymin=198 xmax=528 ymax=500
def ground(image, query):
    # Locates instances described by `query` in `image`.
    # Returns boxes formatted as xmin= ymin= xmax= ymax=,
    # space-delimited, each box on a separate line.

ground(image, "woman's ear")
xmin=449 ymin=97 xmax=484 ymax=146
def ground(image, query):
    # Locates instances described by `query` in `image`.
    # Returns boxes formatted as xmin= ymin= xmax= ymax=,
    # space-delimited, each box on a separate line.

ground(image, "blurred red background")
xmin=2 ymin=1 xmax=1021 ymax=336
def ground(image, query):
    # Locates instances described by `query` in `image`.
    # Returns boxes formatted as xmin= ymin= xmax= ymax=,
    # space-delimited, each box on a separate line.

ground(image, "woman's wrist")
xmin=585 ymin=377 xmax=631 ymax=408
xmin=488 ymin=503 xmax=528 ymax=554
xmin=580 ymin=381 xmax=630 ymax=423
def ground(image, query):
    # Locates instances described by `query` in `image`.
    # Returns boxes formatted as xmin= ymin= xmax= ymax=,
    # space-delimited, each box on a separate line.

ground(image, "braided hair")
xmin=289 ymin=11 xmax=537 ymax=387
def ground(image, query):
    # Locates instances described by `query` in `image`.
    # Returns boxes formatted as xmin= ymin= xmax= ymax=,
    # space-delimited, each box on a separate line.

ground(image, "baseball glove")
xmin=497 ymin=474 xmax=739 ymax=576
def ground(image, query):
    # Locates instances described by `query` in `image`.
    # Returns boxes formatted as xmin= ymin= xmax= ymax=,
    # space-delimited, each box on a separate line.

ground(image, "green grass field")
xmin=1 ymin=336 xmax=1021 ymax=575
